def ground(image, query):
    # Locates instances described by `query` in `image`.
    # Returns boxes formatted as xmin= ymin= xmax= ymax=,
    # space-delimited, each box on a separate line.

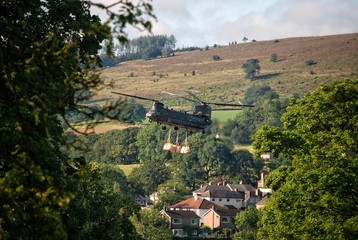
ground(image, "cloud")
xmin=90 ymin=0 xmax=358 ymax=47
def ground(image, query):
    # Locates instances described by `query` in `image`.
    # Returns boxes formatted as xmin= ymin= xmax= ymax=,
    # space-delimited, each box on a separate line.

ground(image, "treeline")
xmin=100 ymin=34 xmax=177 ymax=66
xmin=99 ymin=35 xmax=210 ymax=67
xmin=221 ymin=84 xmax=291 ymax=144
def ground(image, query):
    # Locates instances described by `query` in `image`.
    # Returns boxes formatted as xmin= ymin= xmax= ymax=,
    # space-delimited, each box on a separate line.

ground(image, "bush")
xmin=270 ymin=53 xmax=278 ymax=62
xmin=305 ymin=59 xmax=317 ymax=66
xmin=212 ymin=55 xmax=221 ymax=61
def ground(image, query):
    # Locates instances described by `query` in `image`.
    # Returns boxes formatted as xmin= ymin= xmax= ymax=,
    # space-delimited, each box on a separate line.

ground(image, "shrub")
xmin=305 ymin=59 xmax=317 ymax=66
xmin=212 ymin=55 xmax=221 ymax=61
xmin=270 ymin=53 xmax=278 ymax=62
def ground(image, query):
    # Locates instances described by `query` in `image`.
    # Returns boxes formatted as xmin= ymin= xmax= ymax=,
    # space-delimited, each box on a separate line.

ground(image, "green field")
xmin=116 ymin=164 xmax=141 ymax=176
xmin=211 ymin=110 xmax=242 ymax=122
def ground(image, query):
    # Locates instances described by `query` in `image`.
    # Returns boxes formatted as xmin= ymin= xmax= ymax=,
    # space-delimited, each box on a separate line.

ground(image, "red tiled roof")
xmin=168 ymin=197 xmax=226 ymax=210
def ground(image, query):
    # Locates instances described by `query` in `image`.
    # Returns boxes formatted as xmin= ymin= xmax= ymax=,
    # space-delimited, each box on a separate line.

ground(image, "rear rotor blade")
xmin=205 ymin=102 xmax=254 ymax=107
xmin=111 ymin=91 xmax=157 ymax=101
xmin=212 ymin=108 xmax=245 ymax=111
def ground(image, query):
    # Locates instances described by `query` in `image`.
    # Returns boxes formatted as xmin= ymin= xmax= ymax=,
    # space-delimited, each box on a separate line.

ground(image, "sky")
xmin=91 ymin=0 xmax=358 ymax=47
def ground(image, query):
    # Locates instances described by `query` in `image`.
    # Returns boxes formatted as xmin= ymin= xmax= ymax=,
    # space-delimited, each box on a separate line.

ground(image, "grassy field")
xmin=116 ymin=164 xmax=141 ymax=177
xmin=234 ymin=144 xmax=255 ymax=154
xmin=211 ymin=110 xmax=242 ymax=122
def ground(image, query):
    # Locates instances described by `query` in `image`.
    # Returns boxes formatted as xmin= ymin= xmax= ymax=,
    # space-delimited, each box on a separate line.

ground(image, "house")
xmin=168 ymin=197 xmax=227 ymax=225
xmin=193 ymin=183 xmax=245 ymax=209
xmin=260 ymin=152 xmax=274 ymax=161
xmin=256 ymin=196 xmax=269 ymax=209
xmin=133 ymin=195 xmax=153 ymax=208
xmin=227 ymin=183 xmax=260 ymax=207
xmin=256 ymin=171 xmax=272 ymax=199
xmin=202 ymin=206 xmax=240 ymax=236
xmin=161 ymin=209 xmax=201 ymax=237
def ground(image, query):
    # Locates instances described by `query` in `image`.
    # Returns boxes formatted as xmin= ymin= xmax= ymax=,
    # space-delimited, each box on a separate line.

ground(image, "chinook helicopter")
xmin=111 ymin=91 xmax=254 ymax=134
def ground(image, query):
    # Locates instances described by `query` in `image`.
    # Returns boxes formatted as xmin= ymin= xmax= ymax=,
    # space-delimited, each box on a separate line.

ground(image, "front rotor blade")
xmin=161 ymin=91 xmax=199 ymax=104
xmin=111 ymin=91 xmax=156 ymax=101
xmin=185 ymin=90 xmax=204 ymax=104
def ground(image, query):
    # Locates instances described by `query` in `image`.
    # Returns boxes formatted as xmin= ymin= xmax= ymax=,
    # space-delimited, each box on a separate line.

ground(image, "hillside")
xmin=99 ymin=33 xmax=358 ymax=104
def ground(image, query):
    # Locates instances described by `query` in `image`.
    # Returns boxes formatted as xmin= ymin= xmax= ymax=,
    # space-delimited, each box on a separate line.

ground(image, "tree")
xmin=0 ymin=0 xmax=154 ymax=238
xmin=128 ymin=162 xmax=171 ymax=195
xmin=226 ymin=85 xmax=288 ymax=144
xmin=242 ymin=37 xmax=248 ymax=43
xmin=136 ymin=124 xmax=170 ymax=164
xmin=117 ymin=99 xmax=147 ymax=123
xmin=258 ymin=77 xmax=358 ymax=239
xmin=231 ymin=97 xmax=289 ymax=144
xmin=64 ymin=163 xmax=140 ymax=239
xmin=169 ymin=133 xmax=207 ymax=190
xmin=155 ymin=180 xmax=188 ymax=210
xmin=252 ymin=125 xmax=298 ymax=159
xmin=233 ymin=206 xmax=261 ymax=240
xmin=129 ymin=209 xmax=172 ymax=240
xmin=92 ymin=128 xmax=140 ymax=164
xmin=244 ymin=85 xmax=279 ymax=105
xmin=229 ymin=150 xmax=264 ymax=185
xmin=197 ymin=137 xmax=233 ymax=182
xmin=242 ymin=59 xmax=261 ymax=80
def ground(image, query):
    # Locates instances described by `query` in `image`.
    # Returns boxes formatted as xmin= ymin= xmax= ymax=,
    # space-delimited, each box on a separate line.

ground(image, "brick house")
xmin=202 ymin=206 xmax=240 ymax=236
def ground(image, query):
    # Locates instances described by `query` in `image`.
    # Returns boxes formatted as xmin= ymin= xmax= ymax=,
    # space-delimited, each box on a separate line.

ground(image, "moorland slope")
xmin=99 ymin=33 xmax=358 ymax=105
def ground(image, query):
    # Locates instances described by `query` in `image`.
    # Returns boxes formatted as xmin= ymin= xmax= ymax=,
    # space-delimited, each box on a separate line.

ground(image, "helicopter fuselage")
xmin=146 ymin=101 xmax=212 ymax=130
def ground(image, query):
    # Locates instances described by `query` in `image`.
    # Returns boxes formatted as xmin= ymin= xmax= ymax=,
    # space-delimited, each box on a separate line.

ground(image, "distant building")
xmin=256 ymin=196 xmax=270 ymax=209
xmin=162 ymin=182 xmax=262 ymax=237
xmin=133 ymin=195 xmax=153 ymax=208
xmin=193 ymin=183 xmax=245 ymax=209
xmin=227 ymin=183 xmax=261 ymax=207
xmin=168 ymin=197 xmax=226 ymax=225
xmin=260 ymin=152 xmax=273 ymax=161
xmin=161 ymin=209 xmax=200 ymax=237
xmin=202 ymin=206 xmax=240 ymax=237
